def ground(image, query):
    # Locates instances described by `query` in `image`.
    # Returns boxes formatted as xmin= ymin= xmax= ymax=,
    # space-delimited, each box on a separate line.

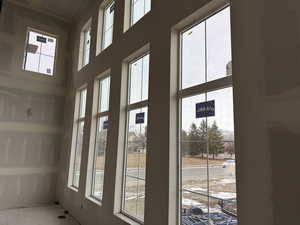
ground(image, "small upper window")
xmin=131 ymin=0 xmax=151 ymax=26
xmin=79 ymin=20 xmax=92 ymax=70
xmin=23 ymin=29 xmax=57 ymax=76
xmin=102 ymin=1 xmax=115 ymax=50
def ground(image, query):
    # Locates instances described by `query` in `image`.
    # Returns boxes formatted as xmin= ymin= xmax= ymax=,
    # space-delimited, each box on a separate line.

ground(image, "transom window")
xmin=130 ymin=0 xmax=151 ymax=26
xmin=101 ymin=1 xmax=115 ymax=50
xmin=121 ymin=53 xmax=150 ymax=222
xmin=179 ymin=7 xmax=237 ymax=225
xmin=70 ymin=88 xmax=87 ymax=189
xmin=90 ymin=76 xmax=111 ymax=201
xmin=23 ymin=29 xmax=57 ymax=76
xmin=79 ymin=21 xmax=91 ymax=70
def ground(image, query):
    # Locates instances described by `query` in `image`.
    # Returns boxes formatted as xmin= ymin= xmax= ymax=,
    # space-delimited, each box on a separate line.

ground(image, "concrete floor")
xmin=0 ymin=205 xmax=79 ymax=225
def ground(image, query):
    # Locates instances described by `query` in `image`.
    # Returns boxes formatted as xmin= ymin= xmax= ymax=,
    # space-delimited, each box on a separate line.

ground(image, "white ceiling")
xmin=8 ymin=0 xmax=91 ymax=22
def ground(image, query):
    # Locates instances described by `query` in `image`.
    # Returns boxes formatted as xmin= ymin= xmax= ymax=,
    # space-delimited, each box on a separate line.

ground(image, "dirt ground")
xmin=95 ymin=153 xmax=224 ymax=169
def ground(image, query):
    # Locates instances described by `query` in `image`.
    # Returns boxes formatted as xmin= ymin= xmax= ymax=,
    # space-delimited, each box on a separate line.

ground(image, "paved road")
xmin=92 ymin=165 xmax=236 ymax=188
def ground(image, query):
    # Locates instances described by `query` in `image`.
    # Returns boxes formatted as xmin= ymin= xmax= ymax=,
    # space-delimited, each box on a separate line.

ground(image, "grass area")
xmin=95 ymin=153 xmax=224 ymax=169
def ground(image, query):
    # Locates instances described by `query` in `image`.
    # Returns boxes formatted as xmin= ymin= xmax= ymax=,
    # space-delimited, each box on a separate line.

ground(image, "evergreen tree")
xmin=208 ymin=121 xmax=225 ymax=159
xmin=198 ymin=120 xmax=207 ymax=159
xmin=188 ymin=123 xmax=201 ymax=156
xmin=181 ymin=130 xmax=189 ymax=156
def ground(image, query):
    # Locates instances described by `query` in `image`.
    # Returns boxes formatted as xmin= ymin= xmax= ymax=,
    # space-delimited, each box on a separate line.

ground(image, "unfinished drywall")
xmin=0 ymin=1 xmax=70 ymax=210
xmin=56 ymin=0 xmax=300 ymax=225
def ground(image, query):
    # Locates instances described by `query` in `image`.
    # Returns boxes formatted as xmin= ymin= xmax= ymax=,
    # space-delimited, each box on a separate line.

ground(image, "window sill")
xmin=86 ymin=196 xmax=102 ymax=207
xmin=115 ymin=213 xmax=142 ymax=225
xmin=68 ymin=186 xmax=79 ymax=192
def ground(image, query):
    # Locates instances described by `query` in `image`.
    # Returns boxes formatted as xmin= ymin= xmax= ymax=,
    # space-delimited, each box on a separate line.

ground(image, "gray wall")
xmin=0 ymin=2 xmax=70 ymax=210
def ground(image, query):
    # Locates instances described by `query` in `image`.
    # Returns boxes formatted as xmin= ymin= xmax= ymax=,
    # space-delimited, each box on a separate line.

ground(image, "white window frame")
xmin=86 ymin=73 xmax=111 ymax=203
xmin=120 ymin=52 xmax=150 ymax=224
xmin=176 ymin=4 xmax=236 ymax=225
xmin=23 ymin=28 xmax=58 ymax=76
xmin=130 ymin=0 xmax=151 ymax=26
xmin=68 ymin=87 xmax=87 ymax=191
xmin=78 ymin=19 xmax=92 ymax=70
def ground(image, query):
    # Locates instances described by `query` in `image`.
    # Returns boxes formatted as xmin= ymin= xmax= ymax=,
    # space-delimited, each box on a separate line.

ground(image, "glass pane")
xmin=24 ymin=52 xmax=39 ymax=73
xmin=39 ymin=55 xmax=54 ymax=75
xmin=129 ymin=54 xmax=149 ymax=104
xmin=144 ymin=0 xmax=151 ymax=14
xmin=99 ymin=76 xmax=111 ymax=112
xmin=181 ymin=22 xmax=206 ymax=89
xmin=131 ymin=0 xmax=145 ymax=25
xmin=207 ymin=7 xmax=232 ymax=81
xmin=103 ymin=27 xmax=113 ymax=50
xmin=79 ymin=89 xmax=87 ymax=118
xmin=206 ymin=87 xmax=236 ymax=216
xmin=40 ymin=35 xmax=57 ymax=57
xmin=91 ymin=116 xmax=108 ymax=200
xmin=123 ymin=107 xmax=147 ymax=220
xmin=181 ymin=88 xmax=237 ymax=223
xmin=104 ymin=2 xmax=114 ymax=31
xmin=83 ymin=28 xmax=91 ymax=66
xmin=28 ymin=31 xmax=42 ymax=54
xmin=73 ymin=121 xmax=85 ymax=188
xmin=123 ymin=176 xmax=138 ymax=216
xmin=181 ymin=95 xmax=209 ymax=216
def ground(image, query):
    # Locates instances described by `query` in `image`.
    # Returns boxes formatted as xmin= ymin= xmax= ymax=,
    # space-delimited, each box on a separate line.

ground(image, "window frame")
xmin=89 ymin=74 xmax=111 ymax=203
xmin=23 ymin=28 xmax=58 ymax=76
xmin=177 ymin=4 xmax=236 ymax=225
xmin=120 ymin=52 xmax=150 ymax=224
xmin=69 ymin=87 xmax=88 ymax=191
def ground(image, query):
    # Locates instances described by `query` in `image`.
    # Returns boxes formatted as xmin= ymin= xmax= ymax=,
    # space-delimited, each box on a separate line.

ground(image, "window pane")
xmin=180 ymin=88 xmax=237 ymax=223
xmin=181 ymin=95 xmax=209 ymax=215
xmin=39 ymin=55 xmax=54 ymax=75
xmin=24 ymin=52 xmax=39 ymax=73
xmin=79 ymin=89 xmax=87 ymax=118
xmin=129 ymin=54 xmax=149 ymax=104
xmin=144 ymin=0 xmax=151 ymax=14
xmin=131 ymin=0 xmax=150 ymax=25
xmin=40 ymin=35 xmax=57 ymax=57
xmin=206 ymin=87 xmax=236 ymax=215
xmin=207 ymin=7 xmax=232 ymax=81
xmin=83 ymin=28 xmax=91 ymax=66
xmin=103 ymin=27 xmax=113 ymax=50
xmin=73 ymin=121 xmax=85 ymax=188
xmin=28 ymin=31 xmax=42 ymax=54
xmin=181 ymin=22 xmax=206 ymax=89
xmin=123 ymin=107 xmax=147 ymax=220
xmin=91 ymin=116 xmax=108 ymax=200
xmin=99 ymin=76 xmax=111 ymax=112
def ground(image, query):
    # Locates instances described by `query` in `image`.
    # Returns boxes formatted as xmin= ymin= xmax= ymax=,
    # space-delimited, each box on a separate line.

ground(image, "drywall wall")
xmin=57 ymin=0 xmax=300 ymax=225
xmin=0 ymin=1 xmax=70 ymax=210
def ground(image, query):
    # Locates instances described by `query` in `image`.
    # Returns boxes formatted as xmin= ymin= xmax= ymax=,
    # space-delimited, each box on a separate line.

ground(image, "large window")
xmin=179 ymin=7 xmax=237 ymax=225
xmin=101 ymin=1 xmax=115 ymax=50
xmin=90 ymin=76 xmax=111 ymax=201
xmin=23 ymin=29 xmax=57 ymax=76
xmin=130 ymin=0 xmax=151 ymax=26
xmin=79 ymin=21 xmax=91 ymax=69
xmin=121 ymin=54 xmax=149 ymax=222
xmin=70 ymin=88 xmax=87 ymax=189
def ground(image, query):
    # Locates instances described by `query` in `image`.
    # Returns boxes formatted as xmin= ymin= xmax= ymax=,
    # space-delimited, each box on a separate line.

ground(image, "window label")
xmin=136 ymin=112 xmax=145 ymax=124
xmin=103 ymin=120 xmax=109 ymax=129
xmin=196 ymin=100 xmax=215 ymax=118
xmin=37 ymin=36 xmax=47 ymax=43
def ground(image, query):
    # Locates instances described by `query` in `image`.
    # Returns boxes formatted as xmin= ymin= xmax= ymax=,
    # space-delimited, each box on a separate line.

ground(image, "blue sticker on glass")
xmin=103 ymin=120 xmax=109 ymax=129
xmin=37 ymin=36 xmax=47 ymax=43
xmin=136 ymin=112 xmax=145 ymax=124
xmin=196 ymin=100 xmax=215 ymax=118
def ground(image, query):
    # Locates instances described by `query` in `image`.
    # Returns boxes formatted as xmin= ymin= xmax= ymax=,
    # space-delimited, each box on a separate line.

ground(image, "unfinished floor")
xmin=0 ymin=205 xmax=79 ymax=225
